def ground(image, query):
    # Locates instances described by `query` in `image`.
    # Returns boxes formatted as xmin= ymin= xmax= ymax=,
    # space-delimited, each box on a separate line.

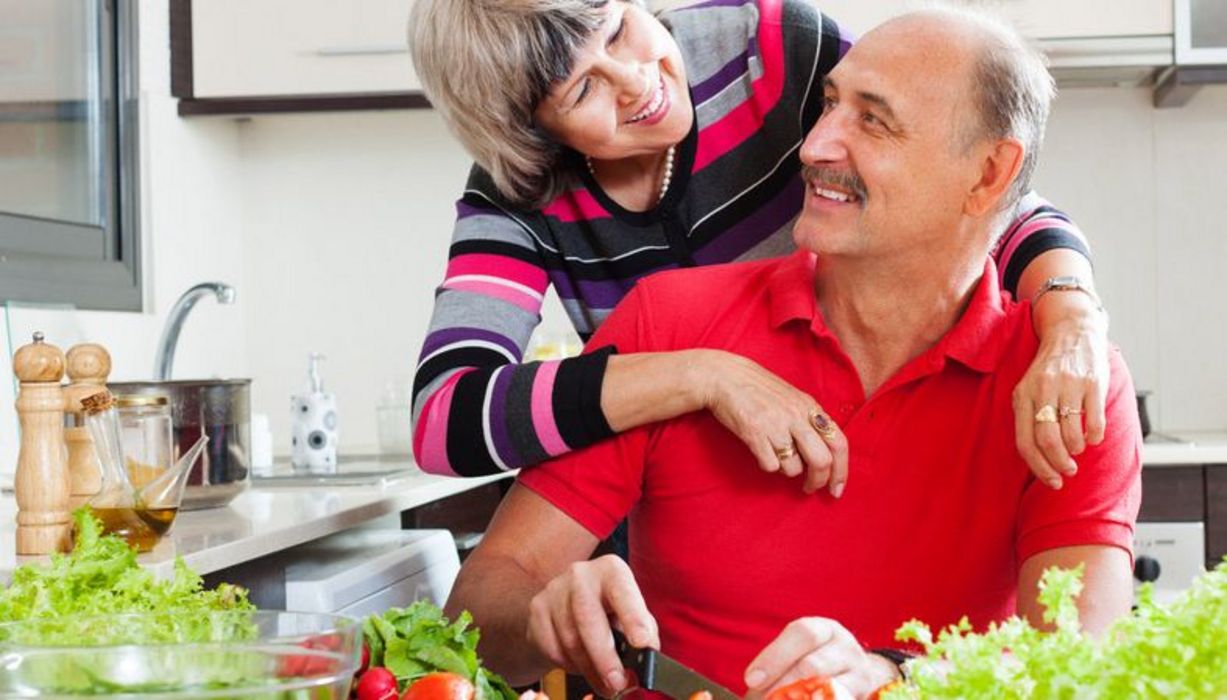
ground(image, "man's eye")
xmin=862 ymin=111 xmax=882 ymax=127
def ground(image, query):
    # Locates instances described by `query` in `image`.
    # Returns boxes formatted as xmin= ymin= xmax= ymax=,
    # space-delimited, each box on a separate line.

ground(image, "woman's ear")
xmin=965 ymin=137 xmax=1025 ymax=217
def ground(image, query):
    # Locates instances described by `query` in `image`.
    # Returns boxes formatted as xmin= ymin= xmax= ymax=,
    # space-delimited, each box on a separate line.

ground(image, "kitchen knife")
xmin=612 ymin=629 xmax=740 ymax=700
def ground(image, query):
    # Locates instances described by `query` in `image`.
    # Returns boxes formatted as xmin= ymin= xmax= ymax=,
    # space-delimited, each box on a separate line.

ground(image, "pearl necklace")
xmin=586 ymin=144 xmax=676 ymax=206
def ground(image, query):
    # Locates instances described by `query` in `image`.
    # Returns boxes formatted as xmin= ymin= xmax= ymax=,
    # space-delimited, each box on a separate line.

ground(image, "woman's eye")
xmin=575 ymin=78 xmax=591 ymax=105
xmin=821 ymin=95 xmax=836 ymax=114
xmin=862 ymin=111 xmax=882 ymax=127
xmin=612 ymin=17 xmax=626 ymax=42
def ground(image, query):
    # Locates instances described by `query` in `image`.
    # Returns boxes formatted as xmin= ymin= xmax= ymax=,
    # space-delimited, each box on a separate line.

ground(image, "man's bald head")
xmin=863 ymin=7 xmax=1055 ymax=207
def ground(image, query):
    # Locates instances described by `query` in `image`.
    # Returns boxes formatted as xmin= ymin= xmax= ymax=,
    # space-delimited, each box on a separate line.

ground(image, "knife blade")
xmin=612 ymin=629 xmax=740 ymax=700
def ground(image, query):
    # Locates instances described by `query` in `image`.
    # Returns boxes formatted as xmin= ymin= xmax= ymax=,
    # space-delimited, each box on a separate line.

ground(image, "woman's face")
xmin=533 ymin=1 xmax=692 ymax=161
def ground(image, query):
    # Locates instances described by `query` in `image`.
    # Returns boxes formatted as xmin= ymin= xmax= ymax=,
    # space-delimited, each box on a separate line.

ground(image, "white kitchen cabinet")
xmin=813 ymin=0 xmax=1172 ymax=40
xmin=171 ymin=0 xmax=426 ymax=114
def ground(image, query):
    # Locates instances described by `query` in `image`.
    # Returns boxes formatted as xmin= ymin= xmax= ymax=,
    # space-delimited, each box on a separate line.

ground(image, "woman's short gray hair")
xmin=409 ymin=0 xmax=611 ymax=208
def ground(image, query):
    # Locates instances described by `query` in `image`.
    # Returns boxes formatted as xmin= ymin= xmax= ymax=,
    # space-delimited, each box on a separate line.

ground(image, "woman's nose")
xmin=608 ymin=62 xmax=650 ymax=106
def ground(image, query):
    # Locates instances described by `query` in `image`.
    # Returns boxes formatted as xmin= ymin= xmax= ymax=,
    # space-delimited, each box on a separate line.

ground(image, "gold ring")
xmin=774 ymin=442 xmax=797 ymax=461
xmin=1034 ymin=404 xmax=1058 ymax=424
xmin=1059 ymin=406 xmax=1084 ymax=419
xmin=809 ymin=409 xmax=837 ymax=440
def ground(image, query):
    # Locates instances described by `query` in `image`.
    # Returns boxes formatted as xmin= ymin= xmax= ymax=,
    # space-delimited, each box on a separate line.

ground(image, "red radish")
xmin=357 ymin=643 xmax=371 ymax=676
xmin=356 ymin=667 xmax=399 ymax=700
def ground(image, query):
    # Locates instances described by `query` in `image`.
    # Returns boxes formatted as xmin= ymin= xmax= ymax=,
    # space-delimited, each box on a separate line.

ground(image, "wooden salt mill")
xmin=63 ymin=343 xmax=112 ymax=508
xmin=13 ymin=332 xmax=71 ymax=555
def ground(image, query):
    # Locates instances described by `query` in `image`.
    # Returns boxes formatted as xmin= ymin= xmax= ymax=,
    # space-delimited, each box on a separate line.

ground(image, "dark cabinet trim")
xmin=1207 ymin=465 xmax=1227 ymax=569
xmin=168 ymin=0 xmax=432 ymax=116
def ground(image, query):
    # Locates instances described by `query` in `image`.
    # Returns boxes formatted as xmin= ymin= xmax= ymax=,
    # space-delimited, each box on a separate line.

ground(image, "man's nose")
xmin=800 ymin=113 xmax=850 ymax=166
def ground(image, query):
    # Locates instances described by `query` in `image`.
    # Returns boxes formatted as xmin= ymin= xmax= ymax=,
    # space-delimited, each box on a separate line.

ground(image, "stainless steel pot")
xmin=110 ymin=379 xmax=251 ymax=510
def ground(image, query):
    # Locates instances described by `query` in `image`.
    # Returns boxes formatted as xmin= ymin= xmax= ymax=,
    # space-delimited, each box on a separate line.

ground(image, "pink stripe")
xmin=413 ymin=371 xmax=471 ymax=476
xmin=998 ymin=216 xmax=1085 ymax=280
xmin=694 ymin=0 xmax=786 ymax=170
xmin=447 ymin=254 xmax=548 ymax=293
xmin=542 ymin=190 xmax=611 ymax=223
xmin=443 ymin=279 xmax=541 ymax=313
xmin=530 ymin=360 xmax=569 ymax=456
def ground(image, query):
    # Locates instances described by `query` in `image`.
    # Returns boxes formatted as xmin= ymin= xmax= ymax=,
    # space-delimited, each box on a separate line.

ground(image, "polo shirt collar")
xmin=767 ymin=250 xmax=1012 ymax=374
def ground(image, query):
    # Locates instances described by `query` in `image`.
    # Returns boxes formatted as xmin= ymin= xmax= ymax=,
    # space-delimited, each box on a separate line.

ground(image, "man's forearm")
xmin=445 ymin=551 xmax=552 ymax=686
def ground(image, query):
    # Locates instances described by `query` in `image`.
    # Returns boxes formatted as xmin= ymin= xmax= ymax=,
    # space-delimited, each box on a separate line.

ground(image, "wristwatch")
xmin=1031 ymin=275 xmax=1103 ymax=312
xmin=869 ymin=648 xmax=915 ymax=680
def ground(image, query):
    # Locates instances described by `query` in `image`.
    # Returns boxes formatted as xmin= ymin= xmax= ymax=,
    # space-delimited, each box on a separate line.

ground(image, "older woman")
xmin=409 ymin=0 xmax=1107 ymax=493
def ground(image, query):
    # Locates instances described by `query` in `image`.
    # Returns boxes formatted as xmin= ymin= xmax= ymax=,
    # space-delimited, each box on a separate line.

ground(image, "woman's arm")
xmin=994 ymin=194 xmax=1110 ymax=489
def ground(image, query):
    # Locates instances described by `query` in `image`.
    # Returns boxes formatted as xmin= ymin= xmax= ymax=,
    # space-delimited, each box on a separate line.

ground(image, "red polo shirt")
xmin=517 ymin=251 xmax=1141 ymax=693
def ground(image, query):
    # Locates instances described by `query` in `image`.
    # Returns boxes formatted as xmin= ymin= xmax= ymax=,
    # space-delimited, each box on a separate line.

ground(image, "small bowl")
xmin=0 ymin=611 xmax=360 ymax=698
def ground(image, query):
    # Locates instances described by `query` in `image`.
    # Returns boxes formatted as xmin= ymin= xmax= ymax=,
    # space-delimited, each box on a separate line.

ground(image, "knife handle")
xmin=612 ymin=628 xmax=658 ymax=689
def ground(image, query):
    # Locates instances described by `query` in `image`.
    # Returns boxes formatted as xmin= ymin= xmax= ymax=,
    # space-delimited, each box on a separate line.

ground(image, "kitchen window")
xmin=0 ymin=0 xmax=140 ymax=312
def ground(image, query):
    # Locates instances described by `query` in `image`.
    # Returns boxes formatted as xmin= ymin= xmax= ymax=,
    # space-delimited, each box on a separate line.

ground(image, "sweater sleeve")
xmin=411 ymin=174 xmax=615 ymax=477
xmin=991 ymin=191 xmax=1094 ymax=298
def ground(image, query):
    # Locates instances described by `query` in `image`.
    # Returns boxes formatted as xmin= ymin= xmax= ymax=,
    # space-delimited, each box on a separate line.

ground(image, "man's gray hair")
xmin=926 ymin=5 xmax=1055 ymax=208
xmin=409 ymin=0 xmax=610 ymax=208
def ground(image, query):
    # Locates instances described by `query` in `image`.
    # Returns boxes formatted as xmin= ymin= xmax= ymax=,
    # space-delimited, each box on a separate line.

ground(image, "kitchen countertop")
xmin=0 ymin=468 xmax=513 ymax=584
xmin=1142 ymin=431 xmax=1227 ymax=466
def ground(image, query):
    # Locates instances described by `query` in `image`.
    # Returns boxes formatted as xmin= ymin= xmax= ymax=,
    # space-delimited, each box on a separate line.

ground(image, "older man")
xmin=446 ymin=8 xmax=1141 ymax=700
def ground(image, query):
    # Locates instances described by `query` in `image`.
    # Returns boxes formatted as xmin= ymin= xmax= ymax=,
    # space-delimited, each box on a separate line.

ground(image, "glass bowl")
xmin=0 ymin=610 xmax=361 ymax=698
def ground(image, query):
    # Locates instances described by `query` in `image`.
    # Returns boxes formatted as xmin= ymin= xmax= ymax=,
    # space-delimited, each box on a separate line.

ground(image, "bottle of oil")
xmin=81 ymin=391 xmax=167 ymax=552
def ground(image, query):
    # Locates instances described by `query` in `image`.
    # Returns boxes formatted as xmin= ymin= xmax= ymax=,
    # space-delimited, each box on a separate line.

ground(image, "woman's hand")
xmin=743 ymin=618 xmax=899 ymax=700
xmin=1013 ymin=302 xmax=1110 ymax=489
xmin=695 ymin=350 xmax=850 ymax=496
xmin=525 ymin=555 xmax=659 ymax=698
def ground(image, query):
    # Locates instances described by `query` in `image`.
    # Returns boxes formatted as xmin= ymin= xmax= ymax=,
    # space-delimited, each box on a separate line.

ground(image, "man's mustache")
xmin=802 ymin=165 xmax=868 ymax=203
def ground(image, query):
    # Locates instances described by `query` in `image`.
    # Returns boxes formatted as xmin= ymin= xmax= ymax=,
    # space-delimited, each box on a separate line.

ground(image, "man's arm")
xmin=445 ymin=484 xmax=658 ymax=694
xmin=1017 ymin=544 xmax=1133 ymax=636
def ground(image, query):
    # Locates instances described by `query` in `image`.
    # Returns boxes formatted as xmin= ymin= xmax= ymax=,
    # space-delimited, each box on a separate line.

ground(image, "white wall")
xmin=1031 ymin=85 xmax=1227 ymax=433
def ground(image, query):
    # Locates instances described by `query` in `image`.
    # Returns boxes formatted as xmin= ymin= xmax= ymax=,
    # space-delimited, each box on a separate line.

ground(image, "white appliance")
xmin=1133 ymin=522 xmax=1205 ymax=606
xmin=284 ymin=529 xmax=461 ymax=617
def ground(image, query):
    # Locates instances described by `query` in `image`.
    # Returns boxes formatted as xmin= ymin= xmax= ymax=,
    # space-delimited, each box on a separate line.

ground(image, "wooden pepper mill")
xmin=63 ymin=343 xmax=112 ymax=508
xmin=13 ymin=331 xmax=71 ymax=555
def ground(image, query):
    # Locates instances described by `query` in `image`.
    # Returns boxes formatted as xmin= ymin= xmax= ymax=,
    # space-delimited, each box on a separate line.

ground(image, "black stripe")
xmin=505 ymin=362 xmax=551 ymax=466
xmin=1000 ymin=229 xmax=1093 ymax=298
xmin=414 ymin=346 xmax=513 ymax=400
xmin=552 ymin=347 xmax=617 ymax=450
xmin=449 ymin=239 xmax=543 ymax=267
xmin=446 ymin=368 xmax=504 ymax=476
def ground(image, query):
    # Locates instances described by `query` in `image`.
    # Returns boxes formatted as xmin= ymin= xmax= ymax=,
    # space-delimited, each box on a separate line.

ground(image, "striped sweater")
xmin=412 ymin=0 xmax=1091 ymax=477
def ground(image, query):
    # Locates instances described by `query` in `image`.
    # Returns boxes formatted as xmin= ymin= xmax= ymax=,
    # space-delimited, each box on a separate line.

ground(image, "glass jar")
xmin=115 ymin=393 xmax=173 ymax=490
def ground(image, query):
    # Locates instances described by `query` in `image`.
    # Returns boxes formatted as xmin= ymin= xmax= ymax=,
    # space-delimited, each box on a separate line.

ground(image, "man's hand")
xmin=743 ymin=618 xmax=899 ymax=700
xmin=526 ymin=554 xmax=660 ymax=698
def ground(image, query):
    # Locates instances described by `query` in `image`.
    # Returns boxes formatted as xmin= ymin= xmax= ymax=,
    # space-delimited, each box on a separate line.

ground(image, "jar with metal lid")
xmin=114 ymin=393 xmax=174 ymax=490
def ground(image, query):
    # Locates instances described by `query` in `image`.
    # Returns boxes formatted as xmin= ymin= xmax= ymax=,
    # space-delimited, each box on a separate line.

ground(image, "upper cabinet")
xmin=815 ymin=0 xmax=1172 ymax=39
xmin=170 ymin=0 xmax=429 ymax=115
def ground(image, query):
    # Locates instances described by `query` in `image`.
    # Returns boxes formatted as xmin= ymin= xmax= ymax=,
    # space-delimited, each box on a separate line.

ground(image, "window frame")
xmin=0 ymin=0 xmax=142 ymax=312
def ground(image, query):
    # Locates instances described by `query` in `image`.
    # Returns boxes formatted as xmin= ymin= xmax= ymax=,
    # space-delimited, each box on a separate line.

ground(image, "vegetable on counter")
xmin=0 ymin=508 xmax=253 ymax=644
xmin=881 ymin=559 xmax=1227 ymax=699
xmin=359 ymin=601 xmax=519 ymax=700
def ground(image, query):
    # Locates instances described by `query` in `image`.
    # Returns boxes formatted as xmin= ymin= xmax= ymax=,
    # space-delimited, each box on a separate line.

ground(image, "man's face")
xmin=793 ymin=20 xmax=984 ymax=259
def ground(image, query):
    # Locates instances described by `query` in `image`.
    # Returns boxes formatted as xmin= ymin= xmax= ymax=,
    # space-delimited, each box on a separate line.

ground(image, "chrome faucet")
xmin=154 ymin=282 xmax=236 ymax=380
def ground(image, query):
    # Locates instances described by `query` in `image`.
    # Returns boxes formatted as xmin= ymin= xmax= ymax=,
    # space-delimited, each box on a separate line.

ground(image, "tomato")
xmin=400 ymin=672 xmax=476 ymax=700
xmin=765 ymin=677 xmax=837 ymax=700
xmin=356 ymin=667 xmax=400 ymax=700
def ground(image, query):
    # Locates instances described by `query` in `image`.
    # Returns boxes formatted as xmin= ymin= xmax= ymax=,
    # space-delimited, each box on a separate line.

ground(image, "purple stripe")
xmin=548 ymin=269 xmax=579 ymax=300
xmin=456 ymin=200 xmax=499 ymax=220
xmin=420 ymin=327 xmax=520 ymax=360
xmin=677 ymin=0 xmax=755 ymax=10
xmin=486 ymin=366 xmax=517 ymax=467
xmin=691 ymin=178 xmax=803 ymax=265
xmin=692 ymin=50 xmax=751 ymax=105
xmin=574 ymin=276 xmax=634 ymax=309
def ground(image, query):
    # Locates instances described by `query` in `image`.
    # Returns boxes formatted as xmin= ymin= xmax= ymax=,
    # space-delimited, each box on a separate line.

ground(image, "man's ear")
xmin=965 ymin=137 xmax=1025 ymax=217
